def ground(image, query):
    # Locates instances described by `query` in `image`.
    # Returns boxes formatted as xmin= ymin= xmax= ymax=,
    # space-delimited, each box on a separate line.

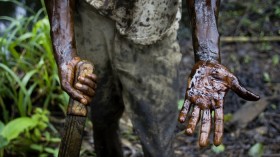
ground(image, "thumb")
xmin=230 ymin=77 xmax=260 ymax=101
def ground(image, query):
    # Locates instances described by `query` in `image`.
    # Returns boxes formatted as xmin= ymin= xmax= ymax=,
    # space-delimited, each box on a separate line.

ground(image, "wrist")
xmin=54 ymin=46 xmax=79 ymax=66
xmin=195 ymin=56 xmax=220 ymax=64
xmin=194 ymin=39 xmax=220 ymax=64
xmin=194 ymin=49 xmax=220 ymax=63
xmin=58 ymin=56 xmax=80 ymax=67
xmin=57 ymin=56 xmax=80 ymax=80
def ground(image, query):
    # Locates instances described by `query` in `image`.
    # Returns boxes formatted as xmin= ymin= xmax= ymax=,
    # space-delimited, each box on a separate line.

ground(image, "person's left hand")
xmin=178 ymin=61 xmax=260 ymax=147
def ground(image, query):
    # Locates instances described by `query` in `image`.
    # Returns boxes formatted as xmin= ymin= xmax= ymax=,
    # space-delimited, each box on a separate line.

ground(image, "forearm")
xmin=187 ymin=0 xmax=221 ymax=63
xmin=45 ymin=0 xmax=77 ymax=66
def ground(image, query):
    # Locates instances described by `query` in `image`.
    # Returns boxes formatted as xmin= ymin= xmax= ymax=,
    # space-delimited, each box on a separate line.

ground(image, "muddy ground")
xmin=80 ymin=38 xmax=280 ymax=157
xmin=61 ymin=0 xmax=280 ymax=157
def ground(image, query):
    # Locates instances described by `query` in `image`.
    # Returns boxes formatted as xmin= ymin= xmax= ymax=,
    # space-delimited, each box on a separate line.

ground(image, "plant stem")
xmin=221 ymin=36 xmax=280 ymax=42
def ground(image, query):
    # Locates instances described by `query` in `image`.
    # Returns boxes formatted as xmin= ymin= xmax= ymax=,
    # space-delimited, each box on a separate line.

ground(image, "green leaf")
xmin=272 ymin=54 xmax=279 ymax=65
xmin=224 ymin=113 xmax=233 ymax=122
xmin=44 ymin=147 xmax=59 ymax=157
xmin=34 ymin=128 xmax=41 ymax=139
xmin=0 ymin=135 xmax=9 ymax=149
xmin=44 ymin=147 xmax=57 ymax=154
xmin=0 ymin=117 xmax=36 ymax=142
xmin=17 ymin=33 xmax=33 ymax=42
xmin=177 ymin=99 xmax=184 ymax=110
xmin=211 ymin=144 xmax=225 ymax=154
xmin=49 ymin=137 xmax=61 ymax=143
xmin=271 ymin=104 xmax=277 ymax=110
xmin=30 ymin=144 xmax=43 ymax=152
xmin=39 ymin=153 xmax=48 ymax=157
xmin=263 ymin=72 xmax=271 ymax=83
xmin=248 ymin=143 xmax=264 ymax=157
xmin=44 ymin=131 xmax=50 ymax=141
xmin=0 ymin=121 xmax=4 ymax=133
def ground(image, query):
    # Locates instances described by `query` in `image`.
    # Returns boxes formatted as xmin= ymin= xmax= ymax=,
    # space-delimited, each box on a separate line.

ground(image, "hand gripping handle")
xmin=67 ymin=60 xmax=94 ymax=117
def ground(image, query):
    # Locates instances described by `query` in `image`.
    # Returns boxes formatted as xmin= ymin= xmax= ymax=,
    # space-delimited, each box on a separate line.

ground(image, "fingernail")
xmin=199 ymin=134 xmax=209 ymax=147
xmin=81 ymin=98 xmax=87 ymax=104
xmin=214 ymin=140 xmax=222 ymax=146
xmin=76 ymin=83 xmax=82 ymax=88
xmin=199 ymin=139 xmax=208 ymax=147
xmin=186 ymin=128 xmax=193 ymax=135
xmin=78 ymin=77 xmax=84 ymax=81
xmin=179 ymin=116 xmax=185 ymax=123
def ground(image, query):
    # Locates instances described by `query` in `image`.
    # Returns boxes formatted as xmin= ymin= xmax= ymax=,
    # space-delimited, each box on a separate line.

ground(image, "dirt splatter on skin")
xmin=178 ymin=61 xmax=259 ymax=147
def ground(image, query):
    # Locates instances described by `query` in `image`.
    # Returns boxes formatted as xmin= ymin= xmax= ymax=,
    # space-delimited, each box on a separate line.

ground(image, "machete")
xmin=58 ymin=60 xmax=94 ymax=157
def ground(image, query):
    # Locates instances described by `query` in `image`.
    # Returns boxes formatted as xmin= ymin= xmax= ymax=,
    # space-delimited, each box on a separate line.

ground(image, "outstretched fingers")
xmin=214 ymin=99 xmax=224 ymax=146
xmin=186 ymin=106 xmax=200 ymax=135
xmin=199 ymin=109 xmax=211 ymax=147
xmin=179 ymin=100 xmax=191 ymax=123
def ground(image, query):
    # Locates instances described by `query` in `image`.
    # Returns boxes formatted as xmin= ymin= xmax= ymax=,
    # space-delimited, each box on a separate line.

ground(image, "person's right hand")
xmin=58 ymin=57 xmax=97 ymax=105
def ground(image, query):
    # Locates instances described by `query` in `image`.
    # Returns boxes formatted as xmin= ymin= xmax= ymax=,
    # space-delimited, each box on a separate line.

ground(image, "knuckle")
xmin=180 ymin=108 xmax=188 ymax=114
xmin=200 ymin=130 xmax=208 ymax=134
xmin=215 ymin=131 xmax=223 ymax=135
xmin=61 ymin=81 xmax=70 ymax=91
xmin=215 ymin=119 xmax=223 ymax=124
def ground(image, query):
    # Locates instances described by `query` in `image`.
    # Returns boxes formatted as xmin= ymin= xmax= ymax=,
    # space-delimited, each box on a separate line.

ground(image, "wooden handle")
xmin=67 ymin=61 xmax=94 ymax=117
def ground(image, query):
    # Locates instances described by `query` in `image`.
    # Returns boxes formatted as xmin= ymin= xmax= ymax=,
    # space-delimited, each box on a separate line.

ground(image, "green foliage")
xmin=211 ymin=144 xmax=225 ymax=154
xmin=271 ymin=104 xmax=277 ymax=110
xmin=248 ymin=143 xmax=264 ymax=157
xmin=0 ymin=6 xmax=69 ymax=123
xmin=0 ymin=1 xmax=68 ymax=156
xmin=224 ymin=113 xmax=233 ymax=123
xmin=263 ymin=72 xmax=271 ymax=83
xmin=219 ymin=0 xmax=280 ymax=36
xmin=0 ymin=117 xmax=36 ymax=144
xmin=243 ymin=55 xmax=251 ymax=64
xmin=0 ymin=108 xmax=60 ymax=157
xmin=177 ymin=99 xmax=184 ymax=110
xmin=272 ymin=54 xmax=279 ymax=65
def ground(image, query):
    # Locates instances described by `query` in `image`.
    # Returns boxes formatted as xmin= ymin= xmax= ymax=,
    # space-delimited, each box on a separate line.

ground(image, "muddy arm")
xmin=45 ymin=0 xmax=77 ymax=65
xmin=179 ymin=0 xmax=260 ymax=147
xmin=187 ymin=0 xmax=221 ymax=63
xmin=45 ymin=0 xmax=97 ymax=105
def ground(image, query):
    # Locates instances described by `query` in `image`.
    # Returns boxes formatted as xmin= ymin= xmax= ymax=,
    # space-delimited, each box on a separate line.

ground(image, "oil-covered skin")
xmin=179 ymin=0 xmax=260 ymax=147
xmin=187 ymin=0 xmax=221 ymax=63
xmin=178 ymin=61 xmax=260 ymax=146
xmin=45 ymin=0 xmax=97 ymax=105
xmin=45 ymin=0 xmax=260 ymax=148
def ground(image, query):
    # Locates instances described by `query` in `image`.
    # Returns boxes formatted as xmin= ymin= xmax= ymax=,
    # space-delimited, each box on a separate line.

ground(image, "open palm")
xmin=178 ymin=61 xmax=260 ymax=147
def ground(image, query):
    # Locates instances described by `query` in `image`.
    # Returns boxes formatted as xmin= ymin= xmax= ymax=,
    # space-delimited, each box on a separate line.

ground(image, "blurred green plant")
xmin=243 ymin=55 xmax=251 ymax=64
xmin=177 ymin=99 xmax=184 ymax=110
xmin=0 ymin=108 xmax=60 ymax=157
xmin=0 ymin=4 xmax=69 ymax=123
xmin=224 ymin=113 xmax=233 ymax=123
xmin=272 ymin=54 xmax=279 ymax=65
xmin=211 ymin=144 xmax=225 ymax=154
xmin=248 ymin=143 xmax=264 ymax=157
xmin=263 ymin=72 xmax=271 ymax=83
xmin=0 ymin=0 xmax=68 ymax=156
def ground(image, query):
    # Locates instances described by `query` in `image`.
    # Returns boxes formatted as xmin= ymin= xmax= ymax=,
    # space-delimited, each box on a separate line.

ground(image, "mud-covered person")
xmin=45 ymin=0 xmax=260 ymax=156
